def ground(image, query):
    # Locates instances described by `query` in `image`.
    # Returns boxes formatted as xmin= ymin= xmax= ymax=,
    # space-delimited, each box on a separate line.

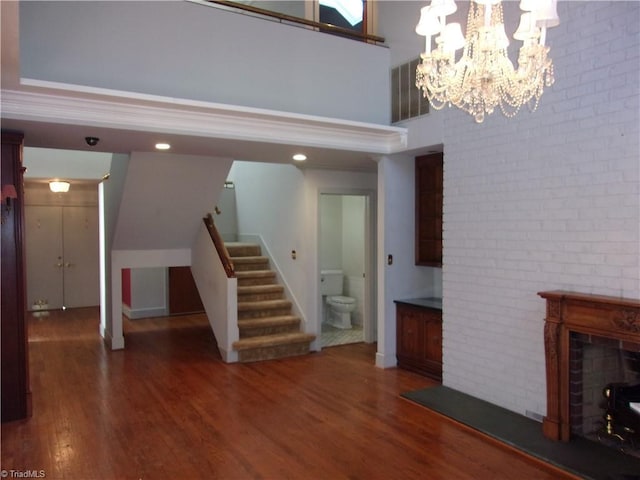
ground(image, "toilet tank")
xmin=320 ymin=270 xmax=343 ymax=296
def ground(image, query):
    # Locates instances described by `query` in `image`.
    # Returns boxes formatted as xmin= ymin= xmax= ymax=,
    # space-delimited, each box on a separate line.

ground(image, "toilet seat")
xmin=328 ymin=295 xmax=355 ymax=305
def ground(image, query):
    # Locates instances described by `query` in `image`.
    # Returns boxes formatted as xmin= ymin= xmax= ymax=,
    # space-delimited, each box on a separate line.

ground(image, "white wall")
xmin=319 ymin=195 xmax=343 ymax=271
xmin=113 ymin=152 xmax=232 ymax=250
xmin=378 ymin=1 xmax=640 ymax=418
xmin=20 ymin=0 xmax=390 ymax=124
xmin=342 ymin=195 xmax=365 ymax=278
xmin=215 ymin=186 xmax=239 ymax=242
xmin=99 ymin=153 xmax=129 ymax=348
xmin=342 ymin=196 xmax=366 ymax=326
xmin=124 ymin=267 xmax=168 ymax=319
xmin=191 ymin=221 xmax=238 ymax=362
xmin=376 ymin=153 xmax=442 ymax=367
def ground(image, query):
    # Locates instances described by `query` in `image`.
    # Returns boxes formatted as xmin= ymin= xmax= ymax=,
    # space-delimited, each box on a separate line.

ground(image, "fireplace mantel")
xmin=538 ymin=290 xmax=640 ymax=441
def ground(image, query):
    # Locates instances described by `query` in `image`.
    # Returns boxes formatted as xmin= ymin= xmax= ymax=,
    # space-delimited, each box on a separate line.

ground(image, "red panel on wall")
xmin=121 ymin=268 xmax=131 ymax=307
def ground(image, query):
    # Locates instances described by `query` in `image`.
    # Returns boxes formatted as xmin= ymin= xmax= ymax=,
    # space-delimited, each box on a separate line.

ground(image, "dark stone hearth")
xmin=402 ymin=386 xmax=640 ymax=480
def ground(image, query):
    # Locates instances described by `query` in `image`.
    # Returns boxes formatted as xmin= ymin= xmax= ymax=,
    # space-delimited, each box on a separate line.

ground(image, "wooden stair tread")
xmin=238 ymin=285 xmax=283 ymax=293
xmin=238 ymin=315 xmax=300 ymax=328
xmin=238 ymin=299 xmax=291 ymax=311
xmin=225 ymin=243 xmax=262 ymax=257
xmin=231 ymin=256 xmax=268 ymax=263
xmin=233 ymin=332 xmax=315 ymax=350
xmin=235 ymin=270 xmax=275 ymax=278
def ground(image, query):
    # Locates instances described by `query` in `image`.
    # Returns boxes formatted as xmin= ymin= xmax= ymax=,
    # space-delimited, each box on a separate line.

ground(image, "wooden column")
xmin=1 ymin=131 xmax=31 ymax=422
xmin=538 ymin=290 xmax=640 ymax=441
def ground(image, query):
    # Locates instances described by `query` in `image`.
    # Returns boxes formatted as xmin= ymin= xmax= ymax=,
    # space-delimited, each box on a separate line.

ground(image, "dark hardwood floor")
xmin=1 ymin=308 xmax=577 ymax=479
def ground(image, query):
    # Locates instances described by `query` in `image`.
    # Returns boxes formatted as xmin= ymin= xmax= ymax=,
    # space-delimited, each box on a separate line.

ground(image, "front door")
xmin=25 ymin=205 xmax=99 ymax=310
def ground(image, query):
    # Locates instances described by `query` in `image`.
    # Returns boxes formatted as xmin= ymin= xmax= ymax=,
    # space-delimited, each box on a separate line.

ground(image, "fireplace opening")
xmin=570 ymin=332 xmax=640 ymax=457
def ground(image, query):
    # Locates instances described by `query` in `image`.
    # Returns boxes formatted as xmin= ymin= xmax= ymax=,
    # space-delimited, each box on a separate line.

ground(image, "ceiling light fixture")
xmin=415 ymin=0 xmax=560 ymax=123
xmin=292 ymin=154 xmax=307 ymax=162
xmin=155 ymin=143 xmax=171 ymax=150
xmin=49 ymin=181 xmax=70 ymax=193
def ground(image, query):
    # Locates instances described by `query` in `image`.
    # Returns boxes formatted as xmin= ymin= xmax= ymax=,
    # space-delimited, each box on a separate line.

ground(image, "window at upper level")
xmin=213 ymin=1 xmax=377 ymax=43
xmin=319 ymin=0 xmax=363 ymax=32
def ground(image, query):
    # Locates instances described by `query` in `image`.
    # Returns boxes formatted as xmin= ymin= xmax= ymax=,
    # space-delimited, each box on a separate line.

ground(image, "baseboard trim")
xmin=122 ymin=305 xmax=168 ymax=320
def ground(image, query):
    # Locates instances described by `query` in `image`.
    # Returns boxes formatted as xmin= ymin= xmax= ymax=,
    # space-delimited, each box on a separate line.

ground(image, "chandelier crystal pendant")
xmin=415 ymin=0 xmax=560 ymax=123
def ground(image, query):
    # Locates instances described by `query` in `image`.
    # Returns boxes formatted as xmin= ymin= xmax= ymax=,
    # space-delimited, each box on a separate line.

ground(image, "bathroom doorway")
xmin=318 ymin=192 xmax=375 ymax=348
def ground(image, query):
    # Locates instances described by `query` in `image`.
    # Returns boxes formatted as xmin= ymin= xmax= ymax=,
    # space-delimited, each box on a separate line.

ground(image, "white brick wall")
xmin=441 ymin=1 xmax=640 ymax=417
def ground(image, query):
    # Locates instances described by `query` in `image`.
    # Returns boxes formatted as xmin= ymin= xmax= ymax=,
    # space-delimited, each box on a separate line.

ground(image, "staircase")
xmin=227 ymin=242 xmax=315 ymax=362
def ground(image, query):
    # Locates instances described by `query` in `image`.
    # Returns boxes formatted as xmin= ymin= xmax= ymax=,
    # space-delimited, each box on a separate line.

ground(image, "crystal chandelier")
xmin=415 ymin=0 xmax=560 ymax=123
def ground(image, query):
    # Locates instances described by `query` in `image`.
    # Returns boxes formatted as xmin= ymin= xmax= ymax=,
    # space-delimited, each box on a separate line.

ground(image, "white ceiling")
xmin=1 ymin=1 xmax=407 ymax=175
xmin=24 ymin=148 xmax=112 ymax=181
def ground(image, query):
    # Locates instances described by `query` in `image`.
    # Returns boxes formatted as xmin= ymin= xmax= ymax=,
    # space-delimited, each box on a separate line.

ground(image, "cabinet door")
xmin=415 ymin=153 xmax=443 ymax=266
xmin=424 ymin=319 xmax=442 ymax=365
xmin=398 ymin=311 xmax=424 ymax=360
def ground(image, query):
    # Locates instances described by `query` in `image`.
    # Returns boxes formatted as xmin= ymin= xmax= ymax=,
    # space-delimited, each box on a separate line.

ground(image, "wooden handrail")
xmin=203 ymin=0 xmax=385 ymax=44
xmin=203 ymin=213 xmax=235 ymax=278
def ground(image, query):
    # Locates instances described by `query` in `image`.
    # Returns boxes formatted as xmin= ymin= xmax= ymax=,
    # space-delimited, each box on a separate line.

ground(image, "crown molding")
xmin=2 ymin=81 xmax=407 ymax=154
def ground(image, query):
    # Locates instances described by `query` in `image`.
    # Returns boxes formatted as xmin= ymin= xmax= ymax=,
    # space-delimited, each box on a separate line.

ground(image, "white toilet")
xmin=320 ymin=270 xmax=356 ymax=329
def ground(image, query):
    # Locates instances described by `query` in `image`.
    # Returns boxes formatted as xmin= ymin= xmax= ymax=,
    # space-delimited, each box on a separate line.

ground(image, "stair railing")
xmin=202 ymin=0 xmax=385 ymax=45
xmin=203 ymin=213 xmax=235 ymax=278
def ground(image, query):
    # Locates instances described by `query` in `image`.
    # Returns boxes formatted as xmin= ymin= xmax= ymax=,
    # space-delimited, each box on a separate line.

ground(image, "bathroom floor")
xmin=321 ymin=324 xmax=364 ymax=348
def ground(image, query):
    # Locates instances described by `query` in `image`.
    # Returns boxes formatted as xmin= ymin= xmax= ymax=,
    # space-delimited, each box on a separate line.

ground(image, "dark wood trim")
xmin=1 ymin=131 xmax=31 ymax=422
xmin=205 ymin=0 xmax=385 ymax=44
xmin=538 ymin=290 xmax=640 ymax=441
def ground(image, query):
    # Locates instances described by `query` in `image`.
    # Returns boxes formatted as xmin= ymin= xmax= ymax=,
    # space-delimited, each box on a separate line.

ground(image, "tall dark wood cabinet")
xmin=1 ymin=131 xmax=31 ymax=422
xmin=415 ymin=153 xmax=443 ymax=266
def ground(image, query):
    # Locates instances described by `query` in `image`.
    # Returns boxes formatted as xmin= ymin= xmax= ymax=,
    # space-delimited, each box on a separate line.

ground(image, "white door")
xmin=25 ymin=206 xmax=64 ymax=310
xmin=25 ymin=205 xmax=99 ymax=310
xmin=62 ymin=206 xmax=99 ymax=308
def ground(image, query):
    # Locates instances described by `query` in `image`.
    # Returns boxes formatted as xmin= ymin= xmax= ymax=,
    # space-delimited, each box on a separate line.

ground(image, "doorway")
xmin=24 ymin=182 xmax=100 ymax=311
xmin=318 ymin=192 xmax=375 ymax=348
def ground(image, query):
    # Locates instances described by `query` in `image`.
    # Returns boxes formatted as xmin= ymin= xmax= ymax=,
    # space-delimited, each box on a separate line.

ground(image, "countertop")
xmin=394 ymin=297 xmax=442 ymax=311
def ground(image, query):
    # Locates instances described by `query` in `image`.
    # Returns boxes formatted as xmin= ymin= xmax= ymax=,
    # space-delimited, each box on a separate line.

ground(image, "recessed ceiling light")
xmin=155 ymin=143 xmax=171 ymax=150
xmin=292 ymin=154 xmax=307 ymax=161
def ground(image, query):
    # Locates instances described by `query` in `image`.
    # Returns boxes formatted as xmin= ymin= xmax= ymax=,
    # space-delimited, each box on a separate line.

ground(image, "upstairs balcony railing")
xmin=201 ymin=0 xmax=385 ymax=45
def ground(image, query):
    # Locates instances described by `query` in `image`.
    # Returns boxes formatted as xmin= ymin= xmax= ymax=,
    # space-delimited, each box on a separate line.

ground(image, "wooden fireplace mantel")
xmin=538 ymin=290 xmax=640 ymax=441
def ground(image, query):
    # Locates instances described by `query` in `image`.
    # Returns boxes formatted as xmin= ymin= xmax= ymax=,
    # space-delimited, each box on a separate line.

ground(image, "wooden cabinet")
xmin=1 ymin=131 xmax=31 ymax=422
xmin=415 ymin=153 xmax=443 ymax=266
xmin=395 ymin=300 xmax=442 ymax=381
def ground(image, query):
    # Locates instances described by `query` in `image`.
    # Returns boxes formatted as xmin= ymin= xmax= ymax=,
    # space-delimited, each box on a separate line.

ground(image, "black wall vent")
xmin=391 ymin=57 xmax=430 ymax=124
